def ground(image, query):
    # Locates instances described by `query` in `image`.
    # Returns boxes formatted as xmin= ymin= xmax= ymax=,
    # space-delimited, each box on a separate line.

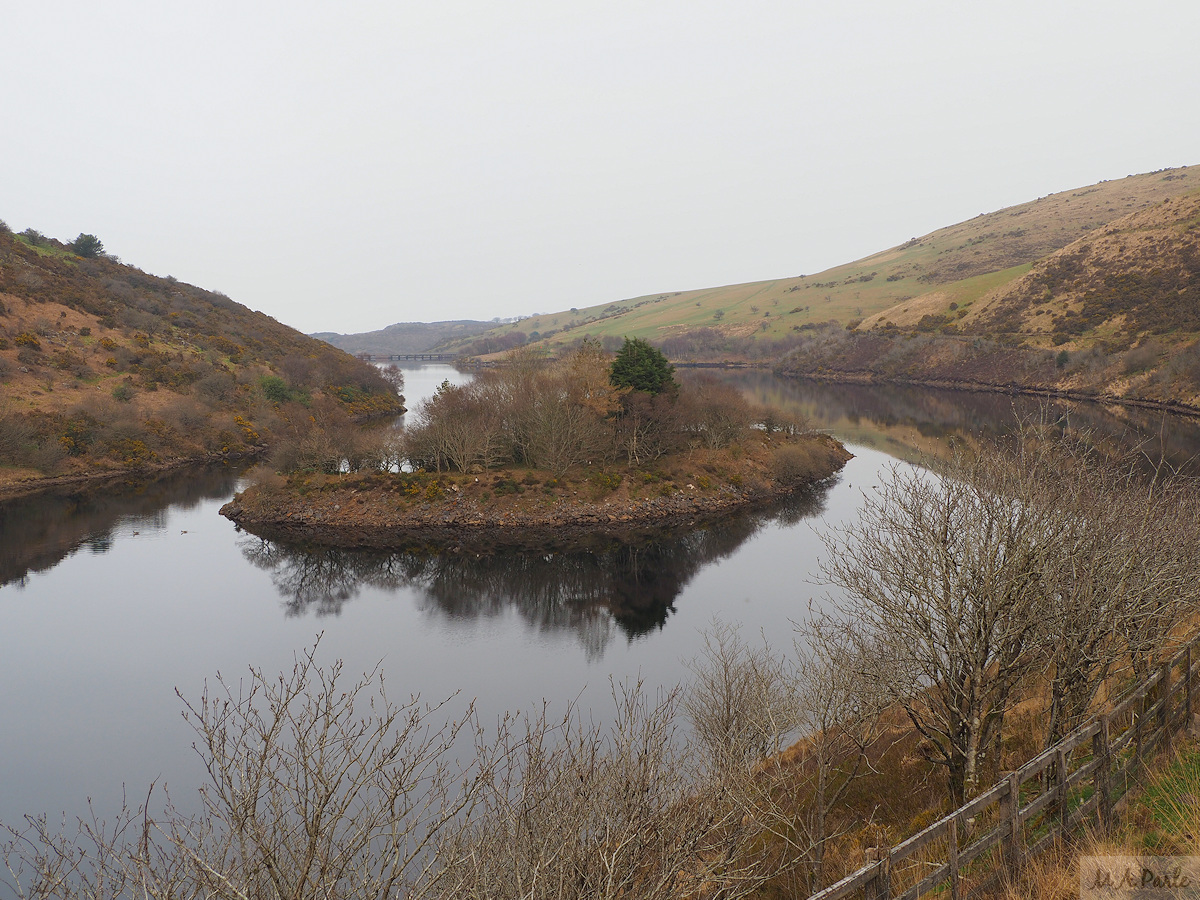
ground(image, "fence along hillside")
xmin=809 ymin=632 xmax=1200 ymax=900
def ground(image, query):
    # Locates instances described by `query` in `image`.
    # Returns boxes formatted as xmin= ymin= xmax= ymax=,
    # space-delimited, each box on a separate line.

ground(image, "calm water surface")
xmin=2 ymin=366 xmax=1198 ymax=827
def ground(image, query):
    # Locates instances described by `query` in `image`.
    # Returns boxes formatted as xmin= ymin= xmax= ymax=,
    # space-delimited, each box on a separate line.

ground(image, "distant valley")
xmin=312 ymin=320 xmax=496 ymax=356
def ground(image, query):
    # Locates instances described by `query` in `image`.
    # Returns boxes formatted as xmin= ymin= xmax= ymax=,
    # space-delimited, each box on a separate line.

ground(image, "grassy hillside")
xmin=437 ymin=167 xmax=1196 ymax=359
xmin=0 ymin=226 xmax=402 ymax=493
xmin=774 ymin=186 xmax=1200 ymax=409
xmin=967 ymin=191 xmax=1200 ymax=345
xmin=313 ymin=319 xmax=495 ymax=356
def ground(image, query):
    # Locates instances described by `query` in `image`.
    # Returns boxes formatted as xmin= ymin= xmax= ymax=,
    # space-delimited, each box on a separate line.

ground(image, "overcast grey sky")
xmin=3 ymin=1 xmax=1197 ymax=334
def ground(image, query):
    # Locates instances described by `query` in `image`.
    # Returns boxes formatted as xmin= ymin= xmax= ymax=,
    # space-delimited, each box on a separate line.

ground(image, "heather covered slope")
xmin=967 ymin=191 xmax=1200 ymax=344
xmin=435 ymin=167 xmax=1196 ymax=359
xmin=779 ymin=184 xmax=1197 ymax=386
xmin=0 ymin=227 xmax=402 ymax=494
xmin=777 ymin=189 xmax=1200 ymax=410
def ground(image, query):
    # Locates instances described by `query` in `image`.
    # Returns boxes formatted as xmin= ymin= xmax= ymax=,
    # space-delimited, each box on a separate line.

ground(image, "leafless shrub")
xmin=999 ymin=427 xmax=1200 ymax=746
xmin=1121 ymin=341 xmax=1162 ymax=375
xmin=519 ymin=367 xmax=615 ymax=475
xmin=758 ymin=405 xmax=808 ymax=436
xmin=684 ymin=619 xmax=797 ymax=768
xmin=791 ymin=622 xmax=894 ymax=891
xmin=440 ymin=679 xmax=792 ymax=900
xmin=2 ymin=642 xmax=489 ymax=900
xmin=278 ymin=354 xmax=316 ymax=388
xmin=677 ymin=376 xmax=753 ymax=450
xmin=815 ymin=419 xmax=1200 ymax=803
xmin=0 ymin=414 xmax=44 ymax=468
xmin=380 ymin=364 xmax=405 ymax=394
xmin=613 ymin=390 xmax=684 ymax=466
xmin=683 ymin=619 xmax=891 ymax=894
xmin=406 ymin=344 xmax=620 ymax=476
xmin=3 ymin=646 xmax=808 ymax=900
xmin=160 ymin=397 xmax=211 ymax=436
xmin=175 ymin=647 xmax=483 ymax=899
xmin=771 ymin=441 xmax=839 ymax=486
xmin=268 ymin=398 xmax=397 ymax=474
xmin=405 ymin=379 xmax=509 ymax=473
xmin=195 ymin=371 xmax=235 ymax=403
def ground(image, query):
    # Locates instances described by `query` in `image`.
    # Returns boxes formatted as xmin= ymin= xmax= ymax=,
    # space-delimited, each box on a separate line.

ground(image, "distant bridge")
xmin=357 ymin=353 xmax=458 ymax=362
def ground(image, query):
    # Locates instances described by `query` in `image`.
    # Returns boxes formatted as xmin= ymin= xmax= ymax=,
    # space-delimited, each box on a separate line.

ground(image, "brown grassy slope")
xmin=866 ymin=187 xmax=1200 ymax=342
xmin=967 ymin=190 xmax=1200 ymax=345
xmin=437 ymin=167 xmax=1196 ymax=358
xmin=776 ymin=188 xmax=1200 ymax=410
xmin=0 ymin=229 xmax=401 ymax=491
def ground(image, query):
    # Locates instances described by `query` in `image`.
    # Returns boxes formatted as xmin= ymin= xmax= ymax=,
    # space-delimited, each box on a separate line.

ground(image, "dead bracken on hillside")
xmin=0 ymin=227 xmax=402 ymax=495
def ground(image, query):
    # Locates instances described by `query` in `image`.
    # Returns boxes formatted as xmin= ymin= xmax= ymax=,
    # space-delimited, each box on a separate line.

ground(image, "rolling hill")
xmin=435 ymin=167 xmax=1196 ymax=361
xmin=776 ymin=188 xmax=1200 ymax=409
xmin=0 ymin=226 xmax=402 ymax=494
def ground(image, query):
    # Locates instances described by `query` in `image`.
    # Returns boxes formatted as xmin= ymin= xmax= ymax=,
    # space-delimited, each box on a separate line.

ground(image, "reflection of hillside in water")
xmin=0 ymin=465 xmax=245 ymax=588
xmin=239 ymin=488 xmax=830 ymax=658
xmin=709 ymin=372 xmax=1200 ymax=472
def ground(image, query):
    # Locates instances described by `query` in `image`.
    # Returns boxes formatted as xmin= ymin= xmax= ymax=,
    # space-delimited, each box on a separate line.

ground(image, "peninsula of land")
xmin=221 ymin=338 xmax=852 ymax=550
xmin=220 ymin=431 xmax=852 ymax=552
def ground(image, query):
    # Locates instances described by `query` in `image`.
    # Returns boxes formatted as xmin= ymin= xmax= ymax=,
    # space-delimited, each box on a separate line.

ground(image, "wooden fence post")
xmin=864 ymin=845 xmax=891 ymax=900
xmin=1186 ymin=646 xmax=1194 ymax=728
xmin=1000 ymin=771 xmax=1023 ymax=871
xmin=1055 ymin=748 xmax=1069 ymax=832
xmin=1160 ymin=661 xmax=1172 ymax=757
xmin=948 ymin=816 xmax=960 ymax=900
xmin=1093 ymin=715 xmax=1112 ymax=834
xmin=1134 ymin=690 xmax=1144 ymax=767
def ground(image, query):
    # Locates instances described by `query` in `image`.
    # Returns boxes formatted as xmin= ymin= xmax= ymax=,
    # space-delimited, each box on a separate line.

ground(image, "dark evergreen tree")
xmin=70 ymin=233 xmax=105 ymax=258
xmin=609 ymin=337 xmax=676 ymax=395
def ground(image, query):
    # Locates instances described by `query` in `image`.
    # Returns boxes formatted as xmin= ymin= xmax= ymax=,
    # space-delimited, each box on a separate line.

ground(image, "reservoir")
xmin=2 ymin=366 xmax=1197 ymax=828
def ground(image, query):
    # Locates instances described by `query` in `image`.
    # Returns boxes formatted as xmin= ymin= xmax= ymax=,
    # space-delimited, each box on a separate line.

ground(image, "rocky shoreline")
xmin=221 ymin=435 xmax=853 ymax=552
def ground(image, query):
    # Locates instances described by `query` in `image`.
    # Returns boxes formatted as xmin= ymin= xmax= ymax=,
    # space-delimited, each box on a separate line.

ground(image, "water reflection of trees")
xmin=239 ymin=489 xmax=830 ymax=657
xmin=0 ymin=465 xmax=246 ymax=588
xmin=710 ymin=372 xmax=1200 ymax=473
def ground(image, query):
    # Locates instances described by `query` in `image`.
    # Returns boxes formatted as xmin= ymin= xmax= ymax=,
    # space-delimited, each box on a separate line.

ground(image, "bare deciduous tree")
xmin=971 ymin=425 xmax=1200 ymax=750
xmin=683 ymin=619 xmax=889 ymax=895
xmin=792 ymin=621 xmax=893 ymax=891
xmin=683 ymin=619 xmax=797 ymax=769
xmin=818 ymin=455 xmax=1051 ymax=803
